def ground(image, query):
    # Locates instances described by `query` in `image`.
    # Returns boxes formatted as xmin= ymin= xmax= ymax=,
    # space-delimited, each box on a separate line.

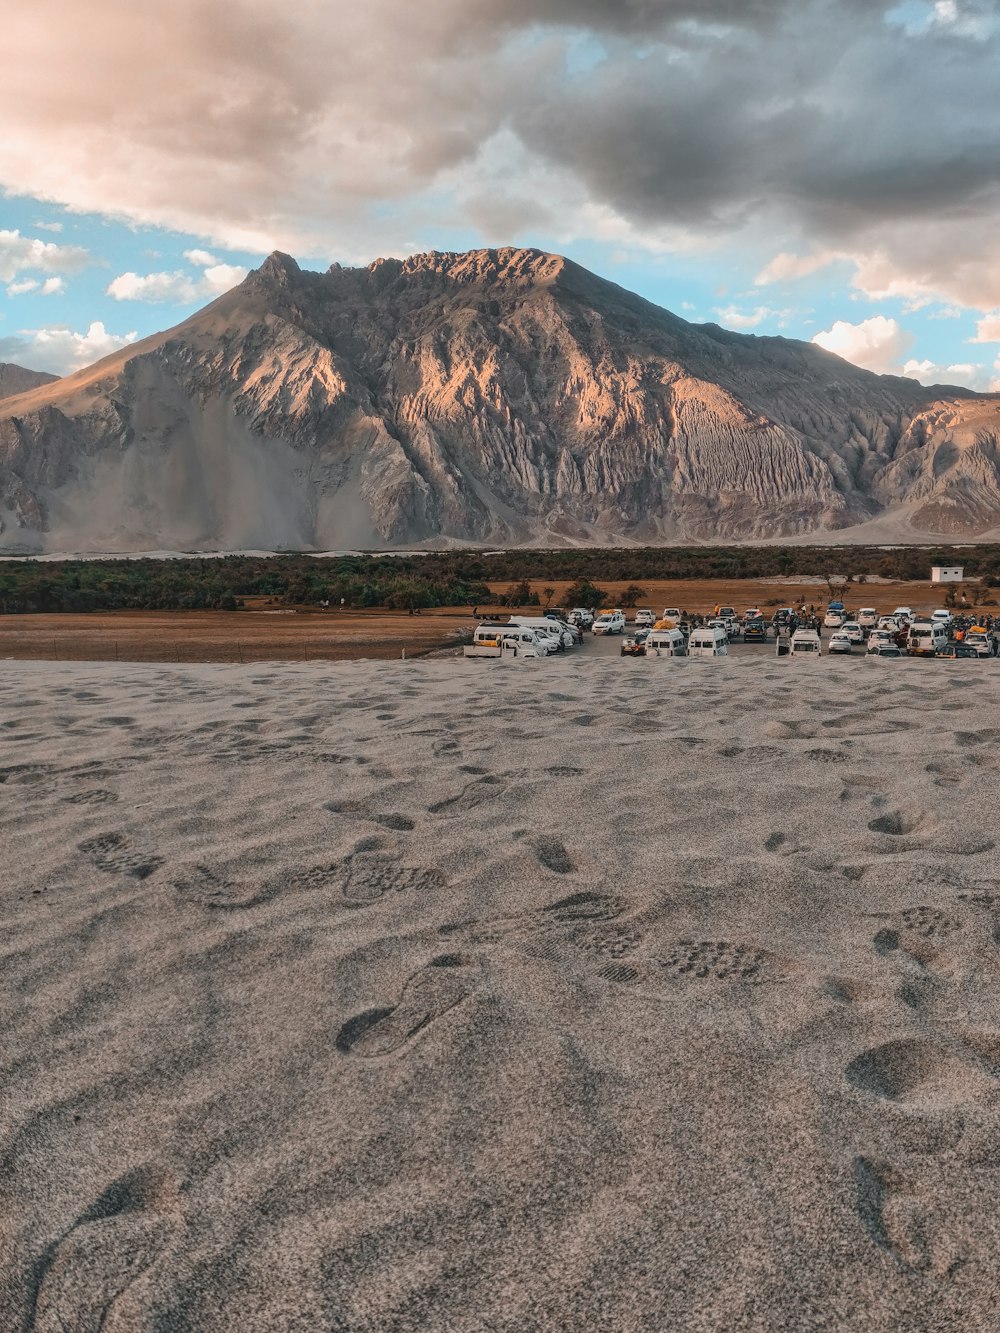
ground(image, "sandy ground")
xmin=2 ymin=654 xmax=999 ymax=1331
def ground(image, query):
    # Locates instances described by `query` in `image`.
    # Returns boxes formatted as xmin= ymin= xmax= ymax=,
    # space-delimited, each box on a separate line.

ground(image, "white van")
xmin=644 ymin=628 xmax=686 ymax=657
xmin=687 ymin=626 xmax=729 ymax=657
xmin=508 ymin=617 xmax=574 ymax=649
xmin=907 ymin=621 xmax=948 ymax=656
xmin=465 ymin=626 xmax=549 ymax=658
xmin=790 ymin=628 xmax=822 ymax=656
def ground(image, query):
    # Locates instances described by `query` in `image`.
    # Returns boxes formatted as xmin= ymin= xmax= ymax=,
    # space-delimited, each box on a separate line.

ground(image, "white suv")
xmin=857 ymin=608 xmax=878 ymax=629
xmin=592 ymin=611 xmax=626 ymax=635
xmin=841 ymin=621 xmax=864 ymax=644
xmin=634 ymin=609 xmax=655 ymax=628
xmin=823 ymin=609 xmax=845 ymax=629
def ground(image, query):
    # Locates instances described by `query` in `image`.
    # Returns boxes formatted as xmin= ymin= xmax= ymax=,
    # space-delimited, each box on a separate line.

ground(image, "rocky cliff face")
xmin=0 ymin=363 xmax=58 ymax=402
xmin=1 ymin=247 xmax=999 ymax=552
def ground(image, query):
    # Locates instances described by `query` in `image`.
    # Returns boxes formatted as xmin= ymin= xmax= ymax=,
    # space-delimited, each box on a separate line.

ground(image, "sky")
xmin=2 ymin=0 xmax=1000 ymax=387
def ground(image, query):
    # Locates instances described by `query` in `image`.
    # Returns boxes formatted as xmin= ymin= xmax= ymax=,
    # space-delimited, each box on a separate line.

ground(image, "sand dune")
xmin=1 ymin=655 xmax=999 ymax=1330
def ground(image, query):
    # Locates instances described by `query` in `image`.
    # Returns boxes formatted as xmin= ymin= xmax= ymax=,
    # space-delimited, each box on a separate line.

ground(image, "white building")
xmin=930 ymin=565 xmax=963 ymax=583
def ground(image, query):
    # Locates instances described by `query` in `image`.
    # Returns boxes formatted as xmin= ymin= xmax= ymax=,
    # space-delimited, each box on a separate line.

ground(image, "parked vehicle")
xmin=893 ymin=607 xmax=914 ymax=621
xmin=509 ymin=617 xmax=574 ymax=649
xmin=930 ymin=609 xmax=953 ymax=628
xmin=823 ymin=609 xmax=846 ymax=629
xmin=592 ymin=611 xmax=626 ymax=635
xmin=545 ymin=614 xmax=582 ymax=644
xmin=964 ymin=631 xmax=995 ymax=657
xmin=620 ymin=631 xmax=650 ymax=657
xmin=857 ymin=608 xmax=879 ymax=630
xmin=707 ymin=617 xmax=732 ymax=639
xmin=772 ymin=608 xmax=797 ymax=628
xmin=743 ymin=619 xmax=768 ymax=643
xmin=465 ymin=626 xmax=550 ymax=658
xmin=867 ymin=629 xmax=893 ymax=648
xmin=907 ymin=621 xmax=948 ymax=657
xmin=790 ymin=628 xmax=822 ymax=655
xmin=644 ymin=627 xmax=687 ymax=656
xmin=660 ymin=607 xmax=684 ymax=626
xmin=743 ymin=608 xmax=763 ymax=623
xmin=936 ymin=642 xmax=981 ymax=660
xmin=841 ymin=621 xmax=864 ymax=644
xmin=569 ymin=608 xmax=594 ymax=629
xmin=828 ymin=632 xmax=853 ymax=654
xmin=868 ymin=643 xmax=903 ymax=659
xmin=717 ymin=606 xmax=737 ymax=619
xmin=634 ymin=609 xmax=655 ymax=628
xmin=688 ymin=625 xmax=729 ymax=657
xmin=877 ymin=615 xmax=902 ymax=632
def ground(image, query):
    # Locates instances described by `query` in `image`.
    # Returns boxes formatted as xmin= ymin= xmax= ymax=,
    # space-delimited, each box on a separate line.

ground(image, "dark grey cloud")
xmin=1 ymin=0 xmax=999 ymax=305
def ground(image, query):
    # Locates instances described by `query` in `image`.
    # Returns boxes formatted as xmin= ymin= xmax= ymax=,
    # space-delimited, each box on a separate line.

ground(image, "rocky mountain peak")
xmin=2 ymin=247 xmax=1000 ymax=552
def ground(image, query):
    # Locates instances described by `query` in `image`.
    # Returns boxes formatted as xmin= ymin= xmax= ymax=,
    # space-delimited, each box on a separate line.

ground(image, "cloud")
xmin=970 ymin=312 xmax=1000 ymax=343
xmin=40 ymin=277 xmax=65 ymax=296
xmin=34 ymin=220 xmax=63 ymax=233
xmin=0 ymin=229 xmax=91 ymax=283
xmin=714 ymin=304 xmax=792 ymax=330
xmin=901 ymin=356 xmax=1000 ymax=392
xmin=755 ymin=250 xmax=842 ymax=285
xmin=0 ymin=0 xmax=997 ymax=308
xmin=0 ymin=321 xmax=138 ymax=376
xmin=183 ymin=248 xmax=218 ymax=267
xmin=106 ymin=261 xmax=248 ymax=304
xmin=7 ymin=279 xmax=39 ymax=296
xmin=811 ymin=315 xmax=915 ymax=375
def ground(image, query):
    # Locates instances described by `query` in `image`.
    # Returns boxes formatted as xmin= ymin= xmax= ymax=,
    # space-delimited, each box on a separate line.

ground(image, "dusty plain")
xmin=1 ymin=648 xmax=999 ymax=1330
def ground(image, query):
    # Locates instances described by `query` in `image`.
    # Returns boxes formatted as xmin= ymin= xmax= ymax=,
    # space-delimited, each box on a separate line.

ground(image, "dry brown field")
xmin=0 ymin=578 xmax=991 ymax=663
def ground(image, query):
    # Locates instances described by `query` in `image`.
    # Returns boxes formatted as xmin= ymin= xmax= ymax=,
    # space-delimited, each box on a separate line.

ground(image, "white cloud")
xmin=0 ymin=228 xmax=91 ymax=283
xmin=40 ymin=276 xmax=65 ymax=296
xmin=183 ymin=248 xmax=218 ymax=267
xmin=6 ymin=279 xmax=39 ymax=296
xmin=714 ymin=304 xmax=792 ymax=330
xmin=34 ymin=220 xmax=63 ymax=233
xmin=811 ymin=316 xmax=915 ymax=375
xmin=106 ymin=261 xmax=247 ymax=304
xmin=902 ymin=356 xmax=998 ymax=392
xmin=755 ymin=250 xmax=841 ymax=285
xmin=970 ymin=312 xmax=1000 ymax=343
xmin=0 ymin=321 xmax=138 ymax=376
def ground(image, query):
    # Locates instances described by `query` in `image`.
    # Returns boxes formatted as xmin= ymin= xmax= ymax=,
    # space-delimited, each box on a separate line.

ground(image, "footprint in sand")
xmin=531 ymin=837 xmax=576 ymax=875
xmin=427 ymin=776 xmax=503 ymax=816
xmin=657 ymin=939 xmax=769 ymax=984
xmin=63 ymin=789 xmax=119 ymax=806
xmin=171 ymin=863 xmax=275 ymax=910
xmin=324 ymin=800 xmax=416 ymax=831
xmin=845 ymin=1037 xmax=994 ymax=1108
xmin=335 ymin=955 xmax=477 ymax=1057
xmin=280 ymin=855 xmax=445 ymax=907
xmin=866 ymin=809 xmax=995 ymax=856
xmin=79 ymin=833 xmax=162 ymax=881
xmin=853 ymin=1156 xmax=963 ymax=1277
xmin=30 ymin=1166 xmax=180 ymax=1332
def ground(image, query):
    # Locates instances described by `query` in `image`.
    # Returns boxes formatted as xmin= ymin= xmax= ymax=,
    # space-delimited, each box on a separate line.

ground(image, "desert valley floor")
xmin=2 ymin=656 xmax=999 ymax=1331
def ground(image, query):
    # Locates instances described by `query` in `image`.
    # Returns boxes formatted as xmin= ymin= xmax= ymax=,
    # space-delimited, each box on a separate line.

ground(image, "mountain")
xmin=2 ymin=247 xmax=1000 ymax=553
xmin=0 ymin=363 xmax=58 ymax=402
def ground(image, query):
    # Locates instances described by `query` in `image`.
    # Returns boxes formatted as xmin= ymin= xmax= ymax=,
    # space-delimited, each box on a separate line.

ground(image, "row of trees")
xmin=0 ymin=557 xmax=492 ymax=615
xmin=2 ymin=543 xmax=998 ymax=614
